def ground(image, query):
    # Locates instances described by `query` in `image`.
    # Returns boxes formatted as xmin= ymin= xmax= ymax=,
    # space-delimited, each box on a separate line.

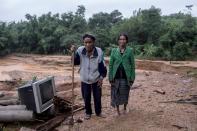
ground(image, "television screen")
xmin=18 ymin=76 xmax=56 ymax=113
xmin=39 ymin=79 xmax=54 ymax=104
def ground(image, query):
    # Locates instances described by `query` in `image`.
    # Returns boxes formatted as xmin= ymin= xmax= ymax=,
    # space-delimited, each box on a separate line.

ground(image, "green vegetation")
xmin=0 ymin=5 xmax=196 ymax=60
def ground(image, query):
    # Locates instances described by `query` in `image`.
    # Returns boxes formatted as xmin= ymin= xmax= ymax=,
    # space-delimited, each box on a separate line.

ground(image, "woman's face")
xmin=118 ymin=35 xmax=127 ymax=48
xmin=84 ymin=37 xmax=94 ymax=52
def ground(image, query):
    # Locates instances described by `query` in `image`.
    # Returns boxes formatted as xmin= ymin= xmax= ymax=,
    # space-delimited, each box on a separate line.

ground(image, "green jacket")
xmin=109 ymin=47 xmax=135 ymax=82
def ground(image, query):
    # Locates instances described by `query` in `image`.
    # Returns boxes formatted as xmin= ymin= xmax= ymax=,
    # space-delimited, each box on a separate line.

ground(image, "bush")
xmin=143 ymin=44 xmax=157 ymax=57
xmin=163 ymin=50 xmax=172 ymax=60
xmin=129 ymin=43 xmax=144 ymax=56
xmin=173 ymin=42 xmax=192 ymax=60
xmin=154 ymin=47 xmax=165 ymax=57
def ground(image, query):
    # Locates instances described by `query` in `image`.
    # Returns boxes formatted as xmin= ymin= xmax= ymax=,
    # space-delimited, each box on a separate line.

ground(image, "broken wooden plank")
xmin=34 ymin=96 xmax=84 ymax=131
xmin=35 ymin=107 xmax=84 ymax=131
xmin=35 ymin=105 xmax=84 ymax=130
xmin=53 ymin=96 xmax=80 ymax=113
xmin=73 ymin=106 xmax=84 ymax=113
xmin=35 ymin=115 xmax=66 ymax=131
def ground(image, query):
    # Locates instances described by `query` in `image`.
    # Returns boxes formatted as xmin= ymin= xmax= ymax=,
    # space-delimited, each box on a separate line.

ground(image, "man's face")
xmin=83 ymin=37 xmax=94 ymax=52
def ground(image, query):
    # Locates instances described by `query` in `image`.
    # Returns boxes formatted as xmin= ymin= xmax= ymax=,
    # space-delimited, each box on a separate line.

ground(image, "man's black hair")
xmin=83 ymin=34 xmax=96 ymax=41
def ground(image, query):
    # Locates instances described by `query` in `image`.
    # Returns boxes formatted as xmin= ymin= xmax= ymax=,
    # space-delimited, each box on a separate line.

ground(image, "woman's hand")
xmin=109 ymin=80 xmax=114 ymax=84
xmin=129 ymin=81 xmax=134 ymax=86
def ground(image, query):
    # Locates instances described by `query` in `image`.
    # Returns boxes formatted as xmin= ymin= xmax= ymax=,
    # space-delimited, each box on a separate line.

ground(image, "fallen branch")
xmin=172 ymin=124 xmax=187 ymax=129
xmin=160 ymin=98 xmax=197 ymax=105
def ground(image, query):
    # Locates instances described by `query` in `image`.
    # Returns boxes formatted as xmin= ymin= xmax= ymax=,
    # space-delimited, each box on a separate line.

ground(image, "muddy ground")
xmin=0 ymin=54 xmax=197 ymax=131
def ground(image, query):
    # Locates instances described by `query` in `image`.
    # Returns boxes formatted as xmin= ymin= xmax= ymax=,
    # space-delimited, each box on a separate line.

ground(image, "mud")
xmin=0 ymin=54 xmax=196 ymax=131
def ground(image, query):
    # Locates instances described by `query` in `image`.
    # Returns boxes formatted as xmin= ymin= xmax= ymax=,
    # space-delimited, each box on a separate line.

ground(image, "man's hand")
xmin=97 ymin=79 xmax=103 ymax=87
xmin=70 ymin=45 xmax=76 ymax=52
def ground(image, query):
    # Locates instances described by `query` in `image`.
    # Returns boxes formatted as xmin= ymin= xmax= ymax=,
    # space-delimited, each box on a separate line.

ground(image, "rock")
xmin=131 ymin=84 xmax=142 ymax=90
xmin=159 ymin=104 xmax=166 ymax=108
xmin=76 ymin=117 xmax=83 ymax=123
xmin=20 ymin=127 xmax=36 ymax=131
xmin=0 ymin=92 xmax=4 ymax=98
xmin=144 ymin=71 xmax=151 ymax=76
xmin=182 ymin=78 xmax=192 ymax=84
xmin=153 ymin=89 xmax=165 ymax=95
xmin=185 ymin=110 xmax=193 ymax=113
xmin=175 ymin=94 xmax=184 ymax=97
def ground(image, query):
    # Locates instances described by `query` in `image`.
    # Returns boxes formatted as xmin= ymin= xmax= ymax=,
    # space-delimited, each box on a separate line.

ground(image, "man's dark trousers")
xmin=81 ymin=81 xmax=102 ymax=115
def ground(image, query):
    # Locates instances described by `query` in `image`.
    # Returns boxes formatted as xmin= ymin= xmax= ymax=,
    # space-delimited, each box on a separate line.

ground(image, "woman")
xmin=109 ymin=33 xmax=135 ymax=115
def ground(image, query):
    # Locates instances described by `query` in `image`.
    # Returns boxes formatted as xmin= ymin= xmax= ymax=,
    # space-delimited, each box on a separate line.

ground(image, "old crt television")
xmin=18 ymin=76 xmax=56 ymax=114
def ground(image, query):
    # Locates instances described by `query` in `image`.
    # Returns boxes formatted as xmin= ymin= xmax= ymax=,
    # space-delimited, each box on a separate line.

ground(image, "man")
xmin=71 ymin=34 xmax=107 ymax=119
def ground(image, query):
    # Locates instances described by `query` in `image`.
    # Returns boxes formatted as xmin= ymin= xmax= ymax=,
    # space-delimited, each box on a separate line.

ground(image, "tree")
xmin=0 ymin=22 xmax=11 ymax=56
xmin=140 ymin=6 xmax=162 ymax=44
xmin=88 ymin=12 xmax=111 ymax=30
xmin=110 ymin=10 xmax=123 ymax=24
xmin=0 ymin=5 xmax=196 ymax=60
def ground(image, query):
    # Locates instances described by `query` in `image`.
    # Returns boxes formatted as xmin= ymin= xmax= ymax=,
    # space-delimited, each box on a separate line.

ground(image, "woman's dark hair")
xmin=82 ymin=34 xmax=96 ymax=41
xmin=118 ymin=33 xmax=128 ymax=43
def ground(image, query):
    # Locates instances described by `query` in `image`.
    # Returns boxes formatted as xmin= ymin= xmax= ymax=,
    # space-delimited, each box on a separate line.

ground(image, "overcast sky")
xmin=0 ymin=0 xmax=197 ymax=22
